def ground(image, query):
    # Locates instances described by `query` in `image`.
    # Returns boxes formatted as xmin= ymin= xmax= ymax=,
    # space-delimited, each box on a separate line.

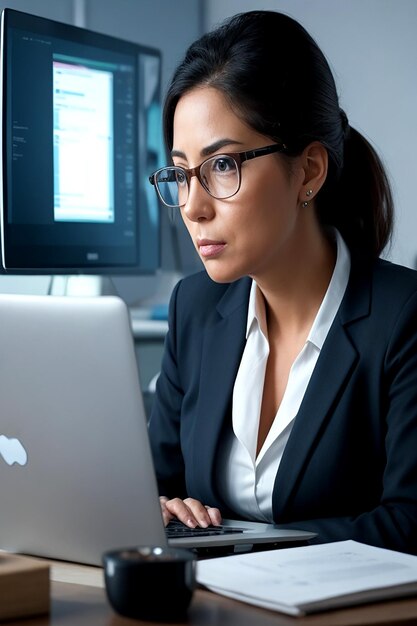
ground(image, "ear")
xmin=298 ymin=142 xmax=328 ymax=206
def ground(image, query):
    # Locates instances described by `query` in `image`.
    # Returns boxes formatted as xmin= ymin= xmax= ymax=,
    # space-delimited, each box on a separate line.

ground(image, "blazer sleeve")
xmin=148 ymin=280 xmax=187 ymax=499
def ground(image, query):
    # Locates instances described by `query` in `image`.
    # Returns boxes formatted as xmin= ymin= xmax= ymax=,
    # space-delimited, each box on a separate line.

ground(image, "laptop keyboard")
xmin=166 ymin=519 xmax=246 ymax=538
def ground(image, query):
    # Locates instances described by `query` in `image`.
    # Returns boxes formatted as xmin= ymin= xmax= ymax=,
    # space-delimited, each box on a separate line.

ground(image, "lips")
xmin=197 ymin=239 xmax=226 ymax=258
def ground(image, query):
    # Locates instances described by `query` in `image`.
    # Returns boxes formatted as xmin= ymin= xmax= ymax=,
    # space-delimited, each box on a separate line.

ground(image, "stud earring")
xmin=302 ymin=189 xmax=313 ymax=207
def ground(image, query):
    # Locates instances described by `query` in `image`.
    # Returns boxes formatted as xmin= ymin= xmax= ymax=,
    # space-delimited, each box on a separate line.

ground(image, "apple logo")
xmin=0 ymin=435 xmax=28 ymax=466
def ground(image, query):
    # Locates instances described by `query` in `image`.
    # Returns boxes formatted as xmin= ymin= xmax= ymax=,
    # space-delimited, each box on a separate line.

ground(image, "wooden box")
xmin=0 ymin=552 xmax=50 ymax=621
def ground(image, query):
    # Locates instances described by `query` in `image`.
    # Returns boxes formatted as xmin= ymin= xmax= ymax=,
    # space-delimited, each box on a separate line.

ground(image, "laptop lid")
xmin=0 ymin=293 xmax=167 ymax=564
xmin=0 ymin=294 xmax=315 ymax=566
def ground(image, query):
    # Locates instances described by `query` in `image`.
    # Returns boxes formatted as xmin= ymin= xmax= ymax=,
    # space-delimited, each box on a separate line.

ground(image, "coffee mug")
xmin=103 ymin=545 xmax=196 ymax=621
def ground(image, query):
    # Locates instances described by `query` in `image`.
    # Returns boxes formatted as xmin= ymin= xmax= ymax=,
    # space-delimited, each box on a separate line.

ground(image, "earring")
xmin=302 ymin=189 xmax=313 ymax=207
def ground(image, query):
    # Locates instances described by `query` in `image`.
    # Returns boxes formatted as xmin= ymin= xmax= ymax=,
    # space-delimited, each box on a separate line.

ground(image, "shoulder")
xmin=349 ymin=255 xmax=417 ymax=296
xmin=373 ymin=257 xmax=417 ymax=282
xmin=370 ymin=258 xmax=417 ymax=300
xmin=343 ymin=256 xmax=417 ymax=331
xmin=165 ymin=272 xmax=250 ymax=364
xmin=169 ymin=270 xmax=251 ymax=326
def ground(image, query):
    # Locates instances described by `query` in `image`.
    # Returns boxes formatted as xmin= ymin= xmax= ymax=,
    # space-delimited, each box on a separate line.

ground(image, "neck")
xmin=253 ymin=226 xmax=336 ymax=337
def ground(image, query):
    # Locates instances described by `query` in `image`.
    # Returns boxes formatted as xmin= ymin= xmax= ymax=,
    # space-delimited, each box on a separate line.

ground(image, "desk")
xmin=5 ymin=561 xmax=417 ymax=626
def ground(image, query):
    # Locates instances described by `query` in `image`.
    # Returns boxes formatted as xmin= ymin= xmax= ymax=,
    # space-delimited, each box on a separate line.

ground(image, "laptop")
xmin=0 ymin=293 xmax=316 ymax=566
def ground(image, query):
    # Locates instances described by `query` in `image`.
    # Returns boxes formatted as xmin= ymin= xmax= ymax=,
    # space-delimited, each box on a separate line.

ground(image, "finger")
xmin=159 ymin=496 xmax=174 ymax=527
xmin=183 ymin=498 xmax=214 ymax=528
xmin=159 ymin=496 xmax=169 ymax=506
xmin=164 ymin=497 xmax=199 ymax=527
xmin=205 ymin=506 xmax=222 ymax=526
xmin=165 ymin=497 xmax=214 ymax=528
xmin=162 ymin=509 xmax=174 ymax=526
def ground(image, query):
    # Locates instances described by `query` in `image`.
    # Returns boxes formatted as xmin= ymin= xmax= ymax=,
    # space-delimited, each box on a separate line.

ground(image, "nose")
xmin=182 ymin=177 xmax=215 ymax=222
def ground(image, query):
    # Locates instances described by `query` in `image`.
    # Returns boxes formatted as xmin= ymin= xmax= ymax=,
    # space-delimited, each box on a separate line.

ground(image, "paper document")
xmin=196 ymin=540 xmax=417 ymax=615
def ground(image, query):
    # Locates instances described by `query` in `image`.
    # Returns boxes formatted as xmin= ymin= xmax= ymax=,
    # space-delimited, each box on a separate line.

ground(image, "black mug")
xmin=103 ymin=545 xmax=196 ymax=621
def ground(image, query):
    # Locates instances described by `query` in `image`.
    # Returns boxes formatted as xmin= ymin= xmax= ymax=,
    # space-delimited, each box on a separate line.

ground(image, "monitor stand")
xmin=49 ymin=275 xmax=117 ymax=297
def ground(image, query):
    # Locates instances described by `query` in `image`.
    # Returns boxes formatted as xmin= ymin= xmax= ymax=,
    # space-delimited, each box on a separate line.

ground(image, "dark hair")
xmin=163 ymin=10 xmax=393 ymax=257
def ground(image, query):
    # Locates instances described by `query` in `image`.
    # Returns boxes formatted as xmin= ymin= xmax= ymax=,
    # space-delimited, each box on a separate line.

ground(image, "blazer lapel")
xmin=272 ymin=258 xmax=373 ymax=519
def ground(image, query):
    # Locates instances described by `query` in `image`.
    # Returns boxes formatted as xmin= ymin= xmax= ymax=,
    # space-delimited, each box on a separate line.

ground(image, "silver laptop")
xmin=0 ymin=293 xmax=315 ymax=565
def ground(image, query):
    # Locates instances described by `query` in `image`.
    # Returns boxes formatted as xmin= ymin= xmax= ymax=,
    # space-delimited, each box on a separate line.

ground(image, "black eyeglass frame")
xmin=148 ymin=142 xmax=287 ymax=208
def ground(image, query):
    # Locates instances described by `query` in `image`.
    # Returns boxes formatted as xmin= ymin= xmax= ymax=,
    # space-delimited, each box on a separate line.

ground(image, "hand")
xmin=159 ymin=496 xmax=222 ymax=528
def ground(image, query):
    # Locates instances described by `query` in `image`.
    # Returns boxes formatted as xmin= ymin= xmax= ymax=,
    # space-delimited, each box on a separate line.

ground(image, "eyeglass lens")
xmin=155 ymin=155 xmax=240 ymax=207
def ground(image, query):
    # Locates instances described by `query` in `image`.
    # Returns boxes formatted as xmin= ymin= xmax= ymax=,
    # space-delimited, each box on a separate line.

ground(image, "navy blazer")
xmin=148 ymin=257 xmax=417 ymax=554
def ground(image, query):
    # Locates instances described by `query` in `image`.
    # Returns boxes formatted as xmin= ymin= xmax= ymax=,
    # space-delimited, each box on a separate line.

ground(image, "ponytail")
xmin=317 ymin=126 xmax=394 ymax=258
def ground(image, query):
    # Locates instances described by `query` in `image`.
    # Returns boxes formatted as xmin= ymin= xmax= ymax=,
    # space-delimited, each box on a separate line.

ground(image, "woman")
xmin=148 ymin=10 xmax=417 ymax=554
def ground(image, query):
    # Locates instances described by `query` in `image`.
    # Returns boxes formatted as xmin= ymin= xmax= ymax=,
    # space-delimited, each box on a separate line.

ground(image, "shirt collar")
xmin=246 ymin=279 xmax=266 ymax=339
xmin=306 ymin=229 xmax=350 ymax=349
xmin=246 ymin=229 xmax=351 ymax=349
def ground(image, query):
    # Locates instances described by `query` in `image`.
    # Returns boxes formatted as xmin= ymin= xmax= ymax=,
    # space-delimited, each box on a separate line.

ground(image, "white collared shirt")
xmin=216 ymin=230 xmax=351 ymax=522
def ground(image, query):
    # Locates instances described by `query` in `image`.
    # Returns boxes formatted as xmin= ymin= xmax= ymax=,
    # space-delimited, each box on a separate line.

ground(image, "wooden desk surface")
xmin=3 ymin=560 xmax=417 ymax=626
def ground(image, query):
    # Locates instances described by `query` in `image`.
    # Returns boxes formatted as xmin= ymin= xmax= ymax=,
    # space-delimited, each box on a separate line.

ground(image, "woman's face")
xmin=172 ymin=86 xmax=308 ymax=284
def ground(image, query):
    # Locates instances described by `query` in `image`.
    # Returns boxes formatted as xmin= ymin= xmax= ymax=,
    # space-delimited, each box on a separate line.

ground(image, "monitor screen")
xmin=0 ymin=8 xmax=163 ymax=275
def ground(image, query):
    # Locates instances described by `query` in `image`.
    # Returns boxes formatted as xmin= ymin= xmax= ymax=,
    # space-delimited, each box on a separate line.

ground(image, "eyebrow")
xmin=171 ymin=138 xmax=243 ymax=160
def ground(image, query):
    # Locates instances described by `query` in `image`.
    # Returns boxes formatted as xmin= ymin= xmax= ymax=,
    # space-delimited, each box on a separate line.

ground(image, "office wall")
xmin=204 ymin=0 xmax=417 ymax=271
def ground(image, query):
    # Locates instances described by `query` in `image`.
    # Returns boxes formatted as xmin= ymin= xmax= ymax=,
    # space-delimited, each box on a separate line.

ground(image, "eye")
xmin=212 ymin=156 xmax=236 ymax=174
xmin=175 ymin=169 xmax=187 ymax=186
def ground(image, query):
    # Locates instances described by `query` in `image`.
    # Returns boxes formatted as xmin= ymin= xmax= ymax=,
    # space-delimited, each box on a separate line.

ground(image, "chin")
xmin=204 ymin=263 xmax=244 ymax=285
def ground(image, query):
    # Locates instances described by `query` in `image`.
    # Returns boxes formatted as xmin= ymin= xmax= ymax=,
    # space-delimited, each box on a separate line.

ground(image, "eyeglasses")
xmin=148 ymin=143 xmax=287 ymax=208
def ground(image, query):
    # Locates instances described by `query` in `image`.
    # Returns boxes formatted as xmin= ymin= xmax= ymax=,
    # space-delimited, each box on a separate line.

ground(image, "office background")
xmin=0 ymin=0 xmax=416 ymax=305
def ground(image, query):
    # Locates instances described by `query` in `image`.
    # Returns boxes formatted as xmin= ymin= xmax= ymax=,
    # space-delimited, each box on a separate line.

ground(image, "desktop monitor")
xmin=0 ymin=8 xmax=164 ymax=275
